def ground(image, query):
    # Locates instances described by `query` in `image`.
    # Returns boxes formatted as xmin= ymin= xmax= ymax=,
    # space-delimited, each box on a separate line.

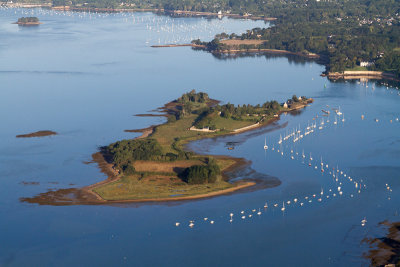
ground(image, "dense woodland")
xmin=198 ymin=20 xmax=400 ymax=75
xmin=191 ymin=0 xmax=400 ymax=75
xmin=172 ymin=90 xmax=298 ymax=130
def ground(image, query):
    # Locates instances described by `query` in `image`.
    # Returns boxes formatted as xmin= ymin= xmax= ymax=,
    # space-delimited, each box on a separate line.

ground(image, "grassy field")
xmin=151 ymin=112 xmax=259 ymax=153
xmin=93 ymin=157 xmax=236 ymax=201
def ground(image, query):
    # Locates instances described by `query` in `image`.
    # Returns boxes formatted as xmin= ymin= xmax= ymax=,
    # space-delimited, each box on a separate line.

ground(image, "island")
xmin=16 ymin=130 xmax=57 ymax=138
xmin=14 ymin=17 xmax=41 ymax=26
xmin=21 ymin=90 xmax=312 ymax=205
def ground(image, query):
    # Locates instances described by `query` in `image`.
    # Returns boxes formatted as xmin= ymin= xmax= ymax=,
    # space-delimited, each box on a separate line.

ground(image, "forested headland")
xmin=189 ymin=0 xmax=400 ymax=77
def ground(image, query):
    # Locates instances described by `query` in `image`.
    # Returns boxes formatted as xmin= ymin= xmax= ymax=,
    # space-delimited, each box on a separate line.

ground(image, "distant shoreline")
xmin=326 ymin=71 xmax=400 ymax=82
xmin=152 ymin=44 xmax=320 ymax=59
xmin=4 ymin=3 xmax=276 ymax=21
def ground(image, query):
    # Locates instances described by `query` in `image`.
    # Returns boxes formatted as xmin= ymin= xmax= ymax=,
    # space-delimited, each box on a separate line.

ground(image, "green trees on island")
xmin=106 ymin=139 xmax=164 ymax=172
xmin=106 ymin=138 xmax=193 ymax=174
xmin=180 ymin=159 xmax=220 ymax=184
xmin=17 ymin=17 xmax=39 ymax=23
xmin=177 ymin=89 xmax=209 ymax=104
xmin=104 ymin=91 xmax=308 ymax=182
xmin=192 ymin=100 xmax=283 ymax=129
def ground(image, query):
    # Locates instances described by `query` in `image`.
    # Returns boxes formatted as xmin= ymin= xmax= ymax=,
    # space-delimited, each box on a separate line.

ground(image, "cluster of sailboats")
xmin=175 ymin=177 xmax=369 ymax=228
xmin=178 ymin=101 xmax=400 ymax=229
xmin=267 ymin=107 xmax=346 ymax=149
xmin=5 ymin=6 xmax=264 ymax=47
xmin=176 ymin=145 xmax=373 ymax=228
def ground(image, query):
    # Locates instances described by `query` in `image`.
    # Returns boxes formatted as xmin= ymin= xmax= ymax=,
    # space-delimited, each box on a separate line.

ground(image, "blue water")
xmin=1 ymin=7 xmax=400 ymax=266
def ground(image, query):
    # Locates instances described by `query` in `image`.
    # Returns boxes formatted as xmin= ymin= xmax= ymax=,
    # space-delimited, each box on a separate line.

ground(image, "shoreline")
xmin=152 ymin=44 xmax=319 ymax=59
xmin=4 ymin=3 xmax=276 ymax=22
xmin=153 ymin=43 xmax=399 ymax=82
xmin=326 ymin=71 xmax=399 ymax=82
xmin=215 ymin=48 xmax=319 ymax=59
xmin=364 ymin=221 xmax=400 ymax=266
xmin=151 ymin=44 xmax=205 ymax=48
xmin=13 ymin=22 xmax=42 ymax=25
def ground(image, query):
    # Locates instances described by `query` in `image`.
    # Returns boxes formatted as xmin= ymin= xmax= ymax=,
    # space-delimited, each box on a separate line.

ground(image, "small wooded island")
xmin=88 ymin=90 xmax=313 ymax=202
xmin=21 ymin=91 xmax=312 ymax=204
xmin=14 ymin=17 xmax=41 ymax=25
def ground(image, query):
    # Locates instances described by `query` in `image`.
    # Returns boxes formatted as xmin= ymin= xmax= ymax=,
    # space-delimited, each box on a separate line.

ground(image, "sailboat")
xmin=334 ymin=116 xmax=337 ymax=125
xmin=264 ymin=137 xmax=268 ymax=150
xmin=320 ymin=157 xmax=324 ymax=172
xmin=342 ymin=113 xmax=345 ymax=122
xmin=337 ymin=106 xmax=342 ymax=116
xmin=278 ymin=134 xmax=282 ymax=145
xmin=281 ymin=202 xmax=285 ymax=211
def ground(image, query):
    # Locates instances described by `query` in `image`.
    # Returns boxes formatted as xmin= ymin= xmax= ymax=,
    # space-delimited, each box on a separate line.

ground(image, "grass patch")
xmin=93 ymin=157 xmax=237 ymax=201
xmin=345 ymin=66 xmax=368 ymax=71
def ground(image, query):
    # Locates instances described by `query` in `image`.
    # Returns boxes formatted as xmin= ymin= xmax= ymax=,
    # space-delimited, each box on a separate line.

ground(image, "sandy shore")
xmin=125 ymin=125 xmax=157 ymax=139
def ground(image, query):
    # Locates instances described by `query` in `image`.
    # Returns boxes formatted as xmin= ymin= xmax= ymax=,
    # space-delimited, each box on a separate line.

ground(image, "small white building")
xmin=283 ymin=102 xmax=288 ymax=108
xmin=360 ymin=61 xmax=374 ymax=67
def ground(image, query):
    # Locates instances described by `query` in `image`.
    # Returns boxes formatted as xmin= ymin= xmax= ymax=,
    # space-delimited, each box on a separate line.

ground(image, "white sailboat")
xmin=281 ymin=201 xmax=285 ymax=211
xmin=337 ymin=106 xmax=342 ymax=116
xmin=278 ymin=134 xmax=282 ymax=145
xmin=264 ymin=137 xmax=268 ymax=150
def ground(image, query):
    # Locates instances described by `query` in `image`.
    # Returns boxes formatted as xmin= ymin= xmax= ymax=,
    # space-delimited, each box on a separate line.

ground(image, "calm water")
xmin=1 ymin=8 xmax=400 ymax=266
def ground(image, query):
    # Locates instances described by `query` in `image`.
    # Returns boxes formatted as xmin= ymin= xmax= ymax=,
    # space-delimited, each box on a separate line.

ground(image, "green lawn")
xmin=345 ymin=66 xmax=368 ymax=71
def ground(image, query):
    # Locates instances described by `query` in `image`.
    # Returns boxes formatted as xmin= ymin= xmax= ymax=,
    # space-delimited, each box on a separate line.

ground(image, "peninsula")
xmin=21 ymin=91 xmax=312 ymax=205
